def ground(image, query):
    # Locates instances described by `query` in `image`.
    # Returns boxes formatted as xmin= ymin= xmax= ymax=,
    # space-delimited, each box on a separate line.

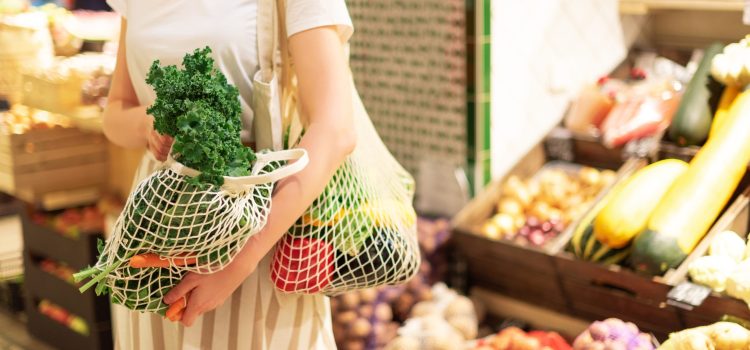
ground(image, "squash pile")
xmin=571 ymin=38 xmax=750 ymax=275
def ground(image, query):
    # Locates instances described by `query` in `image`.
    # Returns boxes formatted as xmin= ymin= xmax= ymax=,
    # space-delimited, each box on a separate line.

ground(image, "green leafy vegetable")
xmin=145 ymin=46 xmax=254 ymax=186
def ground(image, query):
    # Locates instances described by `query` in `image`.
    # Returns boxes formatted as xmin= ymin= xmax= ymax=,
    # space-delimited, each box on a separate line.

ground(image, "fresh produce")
xmin=384 ymin=284 xmax=479 ymax=350
xmin=631 ymin=89 xmax=750 ymax=275
xmin=711 ymin=36 xmax=750 ymax=88
xmin=38 ymin=299 xmax=89 ymax=335
xmin=146 ymin=46 xmax=255 ymax=186
xmin=689 ymin=230 xmax=750 ymax=302
xmin=709 ymin=230 xmax=745 ymax=263
xmin=38 ymin=259 xmax=77 ymax=285
xmin=272 ymin=237 xmax=334 ymax=293
xmin=331 ymin=288 xmax=401 ymax=349
xmin=74 ymin=47 xmax=273 ymax=315
xmin=1 ymin=104 xmax=72 ymax=135
xmin=30 ymin=205 xmax=105 ymax=239
xmin=471 ymin=327 xmax=572 ymax=350
xmin=481 ymin=166 xmax=616 ymax=248
xmin=593 ymin=159 xmax=688 ymax=249
xmin=570 ymin=183 xmax=631 ymax=265
xmin=689 ymin=255 xmax=736 ymax=293
xmin=708 ymin=86 xmax=740 ymax=139
xmin=564 ymin=81 xmax=616 ymax=134
xmin=726 ymin=260 xmax=750 ymax=307
xmin=668 ymin=42 xmax=725 ymax=146
xmin=573 ymin=318 xmax=654 ymax=350
xmin=659 ymin=322 xmax=750 ymax=350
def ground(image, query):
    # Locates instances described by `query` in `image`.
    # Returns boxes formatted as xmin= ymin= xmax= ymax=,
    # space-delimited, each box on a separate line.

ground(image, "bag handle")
xmin=167 ymin=148 xmax=309 ymax=187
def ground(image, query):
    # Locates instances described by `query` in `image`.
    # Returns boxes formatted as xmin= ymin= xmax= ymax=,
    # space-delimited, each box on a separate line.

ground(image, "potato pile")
xmin=481 ymin=166 xmax=616 ymax=247
xmin=385 ymin=283 xmax=479 ymax=350
xmin=332 ymin=289 xmax=399 ymax=350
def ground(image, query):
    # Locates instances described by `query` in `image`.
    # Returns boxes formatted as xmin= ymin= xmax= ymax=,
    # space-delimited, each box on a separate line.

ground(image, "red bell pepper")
xmin=271 ymin=236 xmax=335 ymax=293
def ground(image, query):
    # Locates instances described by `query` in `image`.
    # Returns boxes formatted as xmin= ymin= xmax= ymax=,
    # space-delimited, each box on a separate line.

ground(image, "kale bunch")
xmin=145 ymin=47 xmax=254 ymax=185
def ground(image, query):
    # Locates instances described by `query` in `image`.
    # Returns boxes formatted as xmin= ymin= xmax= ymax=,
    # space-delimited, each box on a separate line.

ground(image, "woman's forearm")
xmin=102 ymin=102 xmax=151 ymax=149
xmin=239 ymin=122 xmax=355 ymax=264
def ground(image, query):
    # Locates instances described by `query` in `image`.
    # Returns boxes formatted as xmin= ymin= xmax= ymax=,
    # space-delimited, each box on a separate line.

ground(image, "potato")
xmin=374 ymin=303 xmax=393 ymax=322
xmin=394 ymin=293 xmax=415 ymax=318
xmin=343 ymin=339 xmax=366 ymax=350
xmin=498 ymin=198 xmax=524 ymax=216
xmin=359 ymin=305 xmax=374 ymax=319
xmin=492 ymin=213 xmax=516 ymax=235
xmin=481 ymin=222 xmax=502 ymax=240
xmin=336 ymin=311 xmax=358 ymax=326
xmin=579 ymin=167 xmax=601 ymax=187
xmin=359 ymin=288 xmax=378 ymax=304
xmin=444 ymin=297 xmax=475 ymax=319
xmin=414 ymin=286 xmax=433 ymax=302
xmin=350 ymin=318 xmax=372 ymax=338
xmin=340 ymin=292 xmax=360 ymax=310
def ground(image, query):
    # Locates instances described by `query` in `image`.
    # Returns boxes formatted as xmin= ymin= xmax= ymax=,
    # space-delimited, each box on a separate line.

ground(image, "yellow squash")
xmin=593 ymin=159 xmax=688 ymax=249
xmin=708 ymin=85 xmax=739 ymax=139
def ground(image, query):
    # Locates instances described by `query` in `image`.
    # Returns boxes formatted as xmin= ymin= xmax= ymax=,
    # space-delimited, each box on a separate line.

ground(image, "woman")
xmin=103 ymin=0 xmax=355 ymax=348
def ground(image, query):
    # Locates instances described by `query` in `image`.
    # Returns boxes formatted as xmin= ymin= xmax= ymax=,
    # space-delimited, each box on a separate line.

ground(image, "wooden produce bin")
xmin=20 ymin=206 xmax=112 ymax=350
xmin=662 ymin=186 xmax=750 ymax=328
xmin=0 ymin=126 xmax=108 ymax=209
xmin=451 ymin=141 xmax=642 ymax=314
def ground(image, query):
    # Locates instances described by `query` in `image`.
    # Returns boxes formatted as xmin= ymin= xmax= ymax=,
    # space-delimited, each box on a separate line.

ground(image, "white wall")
xmin=490 ymin=0 xmax=628 ymax=178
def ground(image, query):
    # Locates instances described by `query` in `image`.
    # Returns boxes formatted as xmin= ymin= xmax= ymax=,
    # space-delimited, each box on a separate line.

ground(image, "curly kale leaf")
xmin=145 ymin=47 xmax=254 ymax=186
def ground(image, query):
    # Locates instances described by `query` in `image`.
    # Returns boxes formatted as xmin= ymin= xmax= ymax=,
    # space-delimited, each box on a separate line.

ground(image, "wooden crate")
xmin=20 ymin=207 xmax=100 ymax=271
xmin=25 ymin=305 xmax=112 ymax=350
xmin=663 ymin=186 xmax=750 ymax=327
xmin=555 ymin=252 xmax=682 ymax=339
xmin=451 ymin=143 xmax=642 ymax=313
xmin=0 ymin=126 xmax=108 ymax=207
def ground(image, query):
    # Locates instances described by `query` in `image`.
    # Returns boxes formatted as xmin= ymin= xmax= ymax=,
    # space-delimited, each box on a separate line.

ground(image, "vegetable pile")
xmin=480 ymin=166 xmax=616 ymax=248
xmin=384 ymin=283 xmax=479 ymax=350
xmin=689 ymin=230 xmax=750 ymax=306
xmin=659 ymin=322 xmax=750 ymax=350
xmin=73 ymin=47 xmax=277 ymax=315
xmin=573 ymin=318 xmax=654 ymax=350
xmin=472 ymin=327 xmax=571 ymax=350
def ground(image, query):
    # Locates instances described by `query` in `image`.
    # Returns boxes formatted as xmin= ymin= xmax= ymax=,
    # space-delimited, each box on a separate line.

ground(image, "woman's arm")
xmin=165 ymin=26 xmax=355 ymax=327
xmin=103 ymin=19 xmax=172 ymax=159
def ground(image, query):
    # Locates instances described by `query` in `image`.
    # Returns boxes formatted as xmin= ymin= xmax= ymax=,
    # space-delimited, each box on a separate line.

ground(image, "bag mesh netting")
xmin=82 ymin=150 xmax=306 ymax=313
xmin=271 ymin=75 xmax=421 ymax=295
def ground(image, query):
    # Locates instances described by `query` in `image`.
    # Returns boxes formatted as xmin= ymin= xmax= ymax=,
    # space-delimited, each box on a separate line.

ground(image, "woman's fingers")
xmin=180 ymin=296 xmax=202 ymax=327
xmin=148 ymin=132 xmax=173 ymax=161
xmin=164 ymin=273 xmax=196 ymax=304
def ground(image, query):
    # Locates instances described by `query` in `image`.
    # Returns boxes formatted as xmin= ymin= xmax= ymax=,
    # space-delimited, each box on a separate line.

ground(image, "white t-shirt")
xmin=106 ymin=0 xmax=353 ymax=141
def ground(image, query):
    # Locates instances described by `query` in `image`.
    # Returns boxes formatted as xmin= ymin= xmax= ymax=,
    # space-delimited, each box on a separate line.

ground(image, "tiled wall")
xmin=346 ymin=0 xmax=469 ymax=182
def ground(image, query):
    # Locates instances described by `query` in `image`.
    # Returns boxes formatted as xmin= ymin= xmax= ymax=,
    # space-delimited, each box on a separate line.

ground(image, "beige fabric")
xmin=111 ymin=152 xmax=336 ymax=350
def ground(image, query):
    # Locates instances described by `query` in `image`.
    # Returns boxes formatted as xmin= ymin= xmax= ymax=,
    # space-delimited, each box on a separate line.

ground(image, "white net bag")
xmin=75 ymin=149 xmax=307 ymax=313
xmin=270 ymin=70 xmax=421 ymax=295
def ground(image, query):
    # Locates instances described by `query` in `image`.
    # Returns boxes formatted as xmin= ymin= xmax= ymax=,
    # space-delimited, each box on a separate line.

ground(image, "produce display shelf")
xmin=663 ymin=186 xmax=750 ymax=327
xmin=451 ymin=140 xmax=642 ymax=314
xmin=23 ymin=253 xmax=110 ymax=324
xmin=25 ymin=305 xmax=112 ymax=350
xmin=20 ymin=209 xmax=100 ymax=271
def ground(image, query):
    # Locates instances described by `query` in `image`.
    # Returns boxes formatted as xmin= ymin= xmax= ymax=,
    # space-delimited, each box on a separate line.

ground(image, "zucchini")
xmin=668 ymin=42 xmax=725 ymax=146
xmin=708 ymin=85 xmax=739 ymax=140
xmin=570 ymin=180 xmax=630 ymax=264
xmin=632 ymin=88 xmax=750 ymax=275
xmin=593 ymin=159 xmax=688 ymax=249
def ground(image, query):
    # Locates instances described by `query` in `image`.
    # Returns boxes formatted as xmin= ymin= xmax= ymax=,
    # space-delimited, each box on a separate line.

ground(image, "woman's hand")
xmin=146 ymin=119 xmax=173 ymax=161
xmin=163 ymin=238 xmax=264 ymax=327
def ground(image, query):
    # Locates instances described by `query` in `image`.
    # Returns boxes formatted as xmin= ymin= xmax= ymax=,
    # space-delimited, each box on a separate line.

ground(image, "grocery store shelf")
xmin=620 ymin=0 xmax=744 ymax=14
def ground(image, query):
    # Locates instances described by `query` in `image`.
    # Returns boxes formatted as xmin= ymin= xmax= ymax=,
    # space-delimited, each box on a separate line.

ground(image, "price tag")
xmin=744 ymin=0 xmax=750 ymax=25
xmin=667 ymin=281 xmax=712 ymax=310
xmin=544 ymin=127 xmax=574 ymax=162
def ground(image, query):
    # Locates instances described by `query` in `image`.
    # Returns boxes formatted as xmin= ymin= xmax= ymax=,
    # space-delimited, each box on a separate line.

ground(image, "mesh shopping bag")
xmin=76 ymin=149 xmax=307 ymax=313
xmin=268 ymin=0 xmax=421 ymax=295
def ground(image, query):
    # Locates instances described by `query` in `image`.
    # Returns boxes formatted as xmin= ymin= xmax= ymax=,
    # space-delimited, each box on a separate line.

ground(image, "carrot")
xmin=165 ymin=296 xmax=187 ymax=321
xmin=129 ymin=253 xmax=197 ymax=268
